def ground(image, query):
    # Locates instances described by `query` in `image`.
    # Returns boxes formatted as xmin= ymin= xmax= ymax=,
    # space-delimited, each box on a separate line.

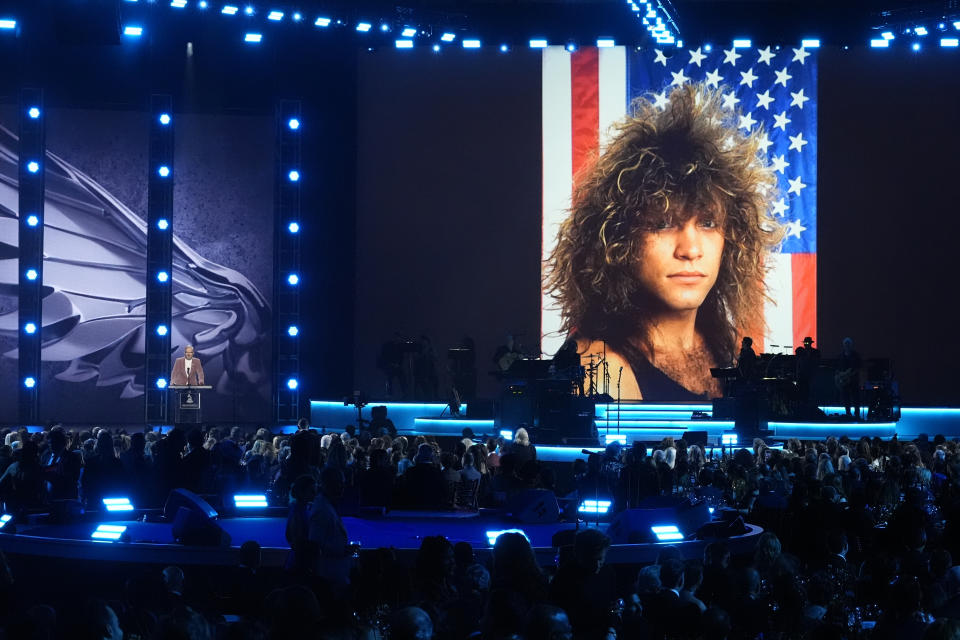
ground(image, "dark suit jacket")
xmin=170 ymin=357 xmax=205 ymax=385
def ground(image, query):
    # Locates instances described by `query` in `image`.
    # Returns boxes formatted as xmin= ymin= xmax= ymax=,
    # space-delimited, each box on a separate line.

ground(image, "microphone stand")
xmin=617 ymin=366 xmax=623 ymax=436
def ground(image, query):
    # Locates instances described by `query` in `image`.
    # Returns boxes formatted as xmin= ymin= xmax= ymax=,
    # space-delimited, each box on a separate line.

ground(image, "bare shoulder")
xmin=575 ymin=339 xmax=643 ymax=400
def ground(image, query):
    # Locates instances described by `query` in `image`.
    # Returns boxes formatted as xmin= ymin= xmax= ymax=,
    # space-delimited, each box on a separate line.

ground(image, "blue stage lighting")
xmin=156 ymin=324 xmax=168 ymax=336
xmin=26 ymin=214 xmax=39 ymax=226
xmin=315 ymin=17 xmax=331 ymax=27
xmin=244 ymin=5 xmax=254 ymax=15
xmin=529 ymin=39 xmax=547 ymax=48
xmin=801 ymin=39 xmax=820 ymax=48
xmin=955 ymin=21 xmax=960 ymax=30
xmin=156 ymin=377 xmax=168 ymax=389
xmin=157 ymin=218 xmax=169 ymax=230
xmin=871 ymin=38 xmax=890 ymax=48
xmin=91 ymin=524 xmax=127 ymax=541
xmin=579 ymin=499 xmax=612 ymax=515
xmin=199 ymin=1 xmax=209 ymax=8
xmin=222 ymin=5 xmax=238 ymax=15
xmin=942 ymin=38 xmax=959 ymax=47
xmin=171 ymin=0 xmax=187 ymax=8
xmin=159 ymin=113 xmax=171 ymax=125
xmin=0 ymin=19 xmax=17 ymax=30
xmin=267 ymin=10 xmax=283 ymax=21
xmin=24 ymin=322 xmax=37 ymax=334
xmin=27 ymin=161 xmax=39 ymax=173
xmin=912 ymin=42 xmax=921 ymax=51
xmin=651 ymin=524 xmax=684 ymax=541
xmin=881 ymin=31 xmax=894 ymax=40
xmin=605 ymin=434 xmax=627 ymax=445
xmin=499 ymin=44 xmax=509 ymax=52
xmin=401 ymin=27 xmax=417 ymax=37
xmin=28 ymin=107 xmax=40 ymax=119
xmin=287 ymin=325 xmax=299 ymax=337
xmin=287 ymin=221 xmax=300 ymax=233
xmin=441 ymin=32 xmax=455 ymax=42
xmin=288 ymin=170 xmax=300 ymax=181
xmin=915 ymin=26 xmax=928 ymax=36
xmin=24 ymin=377 xmax=36 ymax=389
xmin=103 ymin=497 xmax=134 ymax=512
xmin=356 ymin=22 xmax=372 ymax=32
xmin=395 ymin=40 xmax=413 ymax=49
xmin=287 ymin=118 xmax=300 ymax=130
xmin=566 ymin=43 xmax=577 ymax=52
xmin=25 ymin=269 xmax=38 ymax=281
xmin=433 ymin=44 xmax=441 ymax=52
xmin=486 ymin=529 xmax=528 ymax=546
xmin=234 ymin=494 xmax=268 ymax=508
xmin=245 ymin=33 xmax=262 ymax=43
xmin=380 ymin=23 xmax=390 ymax=32
xmin=157 ymin=165 xmax=170 ymax=177
xmin=704 ymin=43 xmax=712 ymax=51
xmin=462 ymin=39 xmax=480 ymax=49
xmin=732 ymin=39 xmax=751 ymax=48
xmin=157 ymin=270 xmax=169 ymax=283
xmin=0 ymin=514 xmax=11 ymax=527
xmin=292 ymin=12 xmax=301 ymax=21
xmin=287 ymin=273 xmax=299 ymax=285
xmin=499 ymin=429 xmax=514 ymax=441
xmin=597 ymin=38 xmax=615 ymax=47
xmin=721 ymin=433 xmax=738 ymax=446
xmin=286 ymin=378 xmax=298 ymax=390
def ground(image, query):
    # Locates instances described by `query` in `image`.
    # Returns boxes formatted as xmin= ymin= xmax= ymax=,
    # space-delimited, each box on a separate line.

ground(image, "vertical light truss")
xmin=145 ymin=95 xmax=174 ymax=424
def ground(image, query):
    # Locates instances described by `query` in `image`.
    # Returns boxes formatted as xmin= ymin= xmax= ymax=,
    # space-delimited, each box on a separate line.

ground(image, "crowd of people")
xmin=1 ymin=420 xmax=960 ymax=639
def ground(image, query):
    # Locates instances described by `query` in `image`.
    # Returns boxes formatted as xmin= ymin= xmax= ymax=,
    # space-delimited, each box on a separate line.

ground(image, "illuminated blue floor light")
xmin=157 ymin=218 xmax=169 ymax=230
xmin=156 ymin=324 xmax=168 ymax=336
xmin=499 ymin=429 xmax=514 ymax=441
xmin=28 ymin=107 xmax=40 ymax=119
xmin=651 ymin=525 xmax=684 ymax=541
xmin=463 ymin=39 xmax=481 ymax=49
xmin=287 ymin=325 xmax=299 ymax=337
xmin=287 ymin=221 xmax=300 ymax=233
xmin=441 ymin=32 xmax=455 ymax=42
xmin=199 ymin=1 xmax=209 ymax=8
xmin=396 ymin=40 xmax=413 ymax=49
xmin=499 ymin=44 xmax=509 ymax=52
xmin=222 ymin=5 xmax=238 ymax=15
xmin=0 ymin=19 xmax=17 ymax=30
xmin=234 ymin=494 xmax=269 ymax=508
xmin=124 ymin=25 xmax=143 ymax=37
xmin=566 ymin=43 xmax=577 ymax=52
xmin=244 ymin=6 xmax=254 ymax=15
xmin=245 ymin=33 xmax=263 ymax=43
xmin=287 ymin=118 xmax=300 ymax=130
xmin=26 ymin=214 xmax=39 ymax=226
xmin=27 ymin=161 xmax=39 ymax=173
xmin=286 ymin=378 xmax=298 ymax=390
xmin=486 ymin=529 xmax=528 ymax=546
xmin=91 ymin=524 xmax=128 ymax=541
xmin=288 ymin=170 xmax=300 ymax=181
xmin=529 ymin=39 xmax=548 ymax=48
xmin=380 ymin=23 xmax=390 ymax=33
xmin=292 ymin=12 xmax=301 ymax=21
xmin=915 ymin=26 xmax=928 ymax=36
xmin=912 ymin=42 xmax=921 ymax=51
xmin=579 ymin=500 xmax=612 ymax=515
xmin=433 ymin=44 xmax=441 ymax=52
xmin=156 ymin=377 xmax=168 ymax=389
xmin=159 ymin=113 xmax=171 ymax=125
xmin=402 ymin=27 xmax=417 ymax=37
xmin=881 ymin=32 xmax=894 ymax=40
xmin=24 ymin=322 xmax=37 ymax=334
xmin=267 ymin=11 xmax=283 ymax=21
xmin=103 ymin=497 xmax=134 ymax=512
xmin=356 ymin=22 xmax=372 ymax=32
xmin=315 ymin=17 xmax=331 ymax=27
xmin=0 ymin=514 xmax=11 ymax=526
xmin=24 ymin=377 xmax=36 ymax=388
xmin=605 ymin=434 xmax=627 ymax=445
xmin=157 ymin=270 xmax=169 ymax=283
xmin=25 ymin=269 xmax=38 ymax=281
xmin=157 ymin=165 xmax=170 ymax=177
xmin=287 ymin=273 xmax=299 ymax=285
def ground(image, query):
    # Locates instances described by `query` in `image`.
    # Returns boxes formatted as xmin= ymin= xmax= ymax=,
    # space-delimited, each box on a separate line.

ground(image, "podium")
xmin=168 ymin=385 xmax=212 ymax=424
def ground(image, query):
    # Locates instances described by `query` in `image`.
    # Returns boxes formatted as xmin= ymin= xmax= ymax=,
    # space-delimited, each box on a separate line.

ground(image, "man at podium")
xmin=170 ymin=345 xmax=205 ymax=386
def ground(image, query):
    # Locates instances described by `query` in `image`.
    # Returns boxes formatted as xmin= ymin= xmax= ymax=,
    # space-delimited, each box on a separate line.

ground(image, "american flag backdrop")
xmin=541 ymin=45 xmax=817 ymax=358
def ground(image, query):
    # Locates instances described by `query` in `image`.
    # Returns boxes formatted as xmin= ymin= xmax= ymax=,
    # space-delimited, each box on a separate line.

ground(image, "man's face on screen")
xmin=635 ymin=215 xmax=724 ymax=314
xmin=185 ymin=346 xmax=194 ymax=360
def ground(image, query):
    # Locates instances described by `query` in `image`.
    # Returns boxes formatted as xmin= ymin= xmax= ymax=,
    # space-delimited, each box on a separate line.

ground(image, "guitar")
xmin=835 ymin=368 xmax=857 ymax=389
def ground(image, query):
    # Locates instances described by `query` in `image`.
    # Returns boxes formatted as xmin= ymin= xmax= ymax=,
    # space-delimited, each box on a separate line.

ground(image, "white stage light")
xmin=597 ymin=38 xmax=615 ymax=47
xmin=28 ymin=107 xmax=40 ymax=118
xmin=356 ymin=22 xmax=372 ymax=32
xmin=732 ymin=39 xmax=751 ymax=48
xmin=157 ymin=165 xmax=170 ymax=177
xmin=156 ymin=324 xmax=168 ymax=336
xmin=244 ymin=32 xmax=262 ymax=43
xmin=529 ymin=39 xmax=547 ymax=48
xmin=440 ymin=32 xmax=455 ymax=42
xmin=401 ymin=27 xmax=417 ymax=37
xmin=287 ymin=221 xmax=300 ymax=233
xmin=870 ymin=39 xmax=889 ymax=48
xmin=915 ymin=26 xmax=928 ymax=36
xmin=395 ymin=40 xmax=413 ymax=49
xmin=0 ymin=19 xmax=18 ymax=30
xmin=25 ymin=269 xmax=38 ymax=280
xmin=24 ymin=377 xmax=36 ymax=388
xmin=801 ymin=39 xmax=820 ymax=48
xmin=26 ymin=214 xmax=39 ymax=226
xmin=268 ymin=11 xmax=283 ymax=21
xmin=315 ymin=17 xmax=330 ymax=27
xmin=462 ymin=39 xmax=480 ymax=48
xmin=27 ymin=161 xmax=39 ymax=173
xmin=942 ymin=38 xmax=959 ymax=47
xmin=157 ymin=218 xmax=169 ymax=230
xmin=157 ymin=270 xmax=169 ymax=283
xmin=222 ymin=5 xmax=238 ymax=15
xmin=124 ymin=25 xmax=144 ymax=37
xmin=24 ymin=322 xmax=37 ymax=334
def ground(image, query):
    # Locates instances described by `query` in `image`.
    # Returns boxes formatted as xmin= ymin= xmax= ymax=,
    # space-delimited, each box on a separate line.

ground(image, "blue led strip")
xmin=145 ymin=95 xmax=175 ymax=424
xmin=18 ymin=88 xmax=45 ymax=423
xmin=274 ymin=99 xmax=302 ymax=422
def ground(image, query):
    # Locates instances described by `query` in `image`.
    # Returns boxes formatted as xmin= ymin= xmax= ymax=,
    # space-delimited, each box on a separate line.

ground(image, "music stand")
xmin=168 ymin=385 xmax=212 ymax=424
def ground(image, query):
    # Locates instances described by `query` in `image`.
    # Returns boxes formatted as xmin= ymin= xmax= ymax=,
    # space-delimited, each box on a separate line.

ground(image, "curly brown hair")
xmin=544 ymin=82 xmax=784 ymax=364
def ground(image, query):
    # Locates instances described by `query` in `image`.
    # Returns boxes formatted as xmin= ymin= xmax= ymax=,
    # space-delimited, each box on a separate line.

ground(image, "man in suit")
xmin=170 ymin=345 xmax=205 ymax=386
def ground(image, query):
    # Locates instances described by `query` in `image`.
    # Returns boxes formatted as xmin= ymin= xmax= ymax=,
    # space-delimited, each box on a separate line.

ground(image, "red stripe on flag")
xmin=792 ymin=253 xmax=817 ymax=347
xmin=570 ymin=48 xmax=599 ymax=181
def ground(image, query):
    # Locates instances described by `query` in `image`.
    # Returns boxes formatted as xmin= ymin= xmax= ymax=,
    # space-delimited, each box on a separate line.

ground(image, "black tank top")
xmin=617 ymin=341 xmax=711 ymax=401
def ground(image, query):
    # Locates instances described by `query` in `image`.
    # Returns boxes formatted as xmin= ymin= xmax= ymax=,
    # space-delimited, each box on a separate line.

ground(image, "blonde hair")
xmin=514 ymin=428 xmax=530 ymax=446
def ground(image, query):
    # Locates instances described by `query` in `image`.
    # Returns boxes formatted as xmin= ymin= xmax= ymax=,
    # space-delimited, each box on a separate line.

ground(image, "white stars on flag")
xmin=757 ymin=46 xmax=776 ymax=66
xmin=774 ymin=67 xmax=792 ymax=87
xmin=788 ymin=132 xmax=808 ymax=152
xmin=670 ymin=69 xmax=690 ymax=86
xmin=738 ymin=112 xmax=757 ymax=131
xmin=654 ymin=49 xmax=668 ymax=66
xmin=723 ymin=47 xmax=741 ymax=66
xmin=688 ymin=47 xmax=707 ymax=67
xmin=756 ymin=132 xmax=773 ymax=154
xmin=790 ymin=88 xmax=810 ymax=109
xmin=773 ymin=111 xmax=791 ymax=131
xmin=755 ymin=89 xmax=774 ymax=110
xmin=771 ymin=198 xmax=789 ymax=217
xmin=739 ymin=67 xmax=758 ymax=88
xmin=722 ymin=91 xmax=740 ymax=110
xmin=787 ymin=175 xmax=807 ymax=195
xmin=771 ymin=154 xmax=790 ymax=174
xmin=653 ymin=90 xmax=669 ymax=110
xmin=792 ymin=47 xmax=811 ymax=65
xmin=704 ymin=69 xmax=722 ymax=88
xmin=785 ymin=219 xmax=807 ymax=238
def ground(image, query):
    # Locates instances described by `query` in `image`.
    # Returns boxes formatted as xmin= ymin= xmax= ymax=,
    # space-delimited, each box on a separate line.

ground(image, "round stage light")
xmin=288 ymin=118 xmax=300 ymax=130
xmin=157 ymin=270 xmax=169 ymax=283
xmin=28 ymin=107 xmax=40 ymax=119
xmin=158 ymin=165 xmax=170 ymax=177
xmin=156 ymin=324 xmax=168 ymax=336
xmin=199 ymin=0 xmax=209 ymax=8
xmin=245 ymin=5 xmax=254 ymax=15
xmin=25 ymin=269 xmax=38 ymax=281
xmin=286 ymin=378 xmax=299 ymax=390
xmin=287 ymin=273 xmax=299 ymax=285
xmin=293 ymin=12 xmax=302 ymax=21
xmin=288 ymin=170 xmax=300 ymax=182
xmin=500 ymin=44 xmax=509 ymax=52
xmin=156 ymin=377 xmax=168 ymax=389
xmin=24 ymin=322 xmax=37 ymax=334
xmin=287 ymin=221 xmax=300 ymax=233
xmin=287 ymin=325 xmax=299 ymax=337
xmin=433 ymin=44 xmax=440 ymax=52
xmin=912 ymin=42 xmax=921 ymax=51
xmin=27 ymin=161 xmax=39 ymax=173
xmin=157 ymin=218 xmax=169 ymax=230
xmin=159 ymin=113 xmax=171 ymax=125
xmin=26 ymin=214 xmax=39 ymax=227
xmin=24 ymin=377 xmax=36 ymax=389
